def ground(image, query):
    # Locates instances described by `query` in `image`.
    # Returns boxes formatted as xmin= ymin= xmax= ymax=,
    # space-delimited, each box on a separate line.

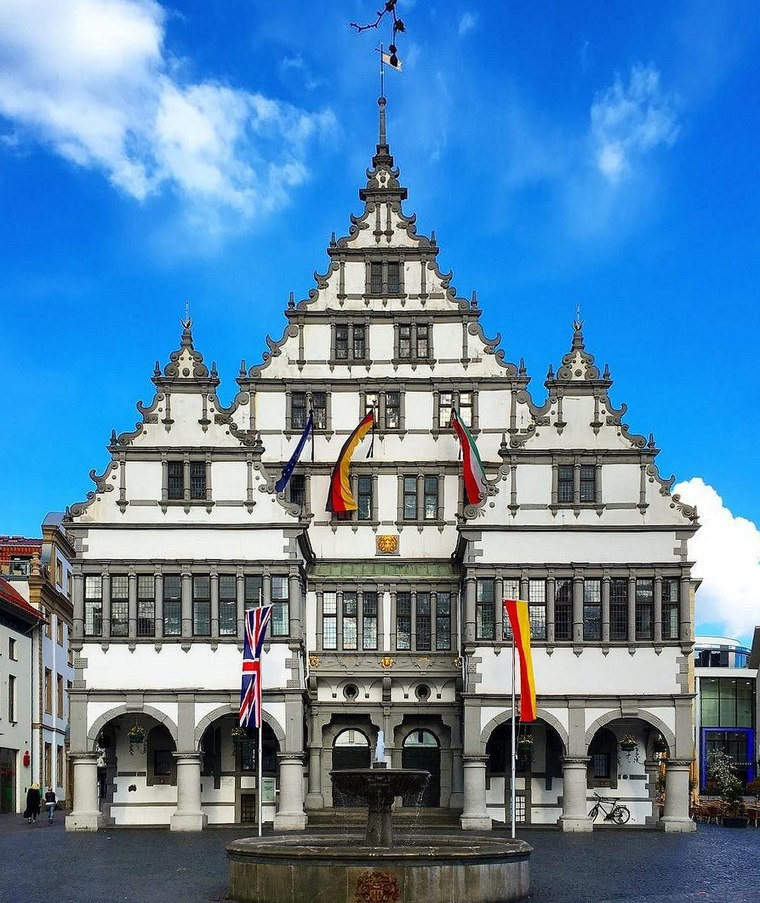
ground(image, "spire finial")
xmin=378 ymin=95 xmax=387 ymax=146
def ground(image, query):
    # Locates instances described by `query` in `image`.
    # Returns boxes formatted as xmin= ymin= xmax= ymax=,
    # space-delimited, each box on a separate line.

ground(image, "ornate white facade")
xmin=65 ymin=99 xmax=698 ymax=833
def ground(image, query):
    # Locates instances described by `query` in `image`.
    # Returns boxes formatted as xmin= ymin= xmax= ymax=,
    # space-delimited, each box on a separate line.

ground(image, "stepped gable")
xmin=246 ymin=96 xmax=518 ymax=379
xmin=508 ymin=320 xmax=698 ymax=522
xmin=68 ymin=321 xmax=260 ymax=518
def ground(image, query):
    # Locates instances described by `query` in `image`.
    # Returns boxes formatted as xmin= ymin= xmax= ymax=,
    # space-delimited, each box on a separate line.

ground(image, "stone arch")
xmin=194 ymin=702 xmax=285 ymax=748
xmin=88 ymin=703 xmax=178 ymax=747
xmin=583 ymin=709 xmax=675 ymax=751
xmin=480 ymin=708 xmax=569 ymax=753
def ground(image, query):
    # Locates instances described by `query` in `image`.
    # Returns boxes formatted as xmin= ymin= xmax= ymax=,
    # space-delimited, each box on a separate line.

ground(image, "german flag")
xmin=326 ymin=412 xmax=374 ymax=513
xmin=504 ymin=599 xmax=537 ymax=722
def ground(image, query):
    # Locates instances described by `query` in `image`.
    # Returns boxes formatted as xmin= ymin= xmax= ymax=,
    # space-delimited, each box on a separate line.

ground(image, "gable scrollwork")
xmin=248 ymin=324 xmax=300 ymax=377
xmin=69 ymin=459 xmax=119 ymax=517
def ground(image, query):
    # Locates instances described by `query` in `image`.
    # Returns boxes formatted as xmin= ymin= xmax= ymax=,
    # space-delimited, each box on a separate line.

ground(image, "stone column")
xmin=560 ymin=756 xmax=593 ymax=832
xmin=449 ymin=745 xmax=464 ymax=809
xmin=274 ymin=754 xmax=308 ymax=830
xmin=660 ymin=758 xmax=695 ymax=833
xmin=72 ymin=570 xmax=84 ymax=646
xmin=170 ymin=753 xmax=207 ymax=831
xmin=65 ymin=753 xmax=103 ymax=832
xmin=460 ymin=756 xmax=491 ymax=830
xmin=644 ymin=758 xmax=662 ymax=826
xmin=304 ymin=743 xmax=323 ymax=810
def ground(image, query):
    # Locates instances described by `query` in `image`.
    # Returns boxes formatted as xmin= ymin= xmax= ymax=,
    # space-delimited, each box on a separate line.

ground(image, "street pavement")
xmin=0 ymin=815 xmax=757 ymax=903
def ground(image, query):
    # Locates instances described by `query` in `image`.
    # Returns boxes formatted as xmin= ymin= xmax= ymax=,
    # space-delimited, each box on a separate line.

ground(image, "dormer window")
xmin=553 ymin=461 xmax=600 ymax=507
xmin=166 ymin=461 xmax=207 ymax=501
xmin=291 ymin=390 xmax=328 ymax=431
xmin=367 ymin=259 xmax=404 ymax=296
xmin=396 ymin=323 xmax=431 ymax=363
xmin=437 ymin=390 xmax=474 ymax=429
xmin=333 ymin=324 xmax=367 ymax=363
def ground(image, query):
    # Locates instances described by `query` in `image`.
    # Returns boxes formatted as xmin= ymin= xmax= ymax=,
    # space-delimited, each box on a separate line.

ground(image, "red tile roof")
xmin=0 ymin=577 xmax=46 ymax=622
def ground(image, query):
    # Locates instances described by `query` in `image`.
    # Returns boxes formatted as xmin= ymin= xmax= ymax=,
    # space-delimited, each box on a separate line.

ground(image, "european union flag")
xmin=275 ymin=411 xmax=314 ymax=493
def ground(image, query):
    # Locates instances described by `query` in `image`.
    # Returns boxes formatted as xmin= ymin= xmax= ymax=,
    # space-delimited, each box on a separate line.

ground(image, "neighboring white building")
xmin=0 ymin=577 xmax=45 ymax=813
xmin=65 ymin=99 xmax=699 ymax=833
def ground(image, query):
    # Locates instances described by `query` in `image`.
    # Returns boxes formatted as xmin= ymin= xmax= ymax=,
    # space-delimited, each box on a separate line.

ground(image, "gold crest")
xmin=309 ymin=654 xmax=321 ymax=669
xmin=355 ymin=870 xmax=400 ymax=903
xmin=376 ymin=534 xmax=399 ymax=554
xmin=380 ymin=655 xmax=394 ymax=669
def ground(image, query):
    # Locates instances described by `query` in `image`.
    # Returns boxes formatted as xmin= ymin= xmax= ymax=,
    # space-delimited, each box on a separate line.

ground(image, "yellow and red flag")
xmin=326 ymin=412 xmax=374 ymax=513
xmin=504 ymin=599 xmax=537 ymax=722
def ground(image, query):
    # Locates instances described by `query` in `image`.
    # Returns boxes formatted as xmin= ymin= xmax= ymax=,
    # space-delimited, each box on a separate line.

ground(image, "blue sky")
xmin=1 ymin=1 xmax=758 ymax=641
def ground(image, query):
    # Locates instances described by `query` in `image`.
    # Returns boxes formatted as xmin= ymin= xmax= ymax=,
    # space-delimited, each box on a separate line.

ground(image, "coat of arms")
xmin=355 ymin=870 xmax=399 ymax=903
xmin=376 ymin=534 xmax=399 ymax=554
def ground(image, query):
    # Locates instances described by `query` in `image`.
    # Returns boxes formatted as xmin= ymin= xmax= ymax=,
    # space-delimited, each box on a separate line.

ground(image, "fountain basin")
xmin=227 ymin=833 xmax=532 ymax=903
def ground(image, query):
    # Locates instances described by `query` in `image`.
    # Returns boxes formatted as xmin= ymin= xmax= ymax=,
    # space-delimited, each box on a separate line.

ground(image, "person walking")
xmin=24 ymin=784 xmax=41 ymax=824
xmin=44 ymin=786 xmax=57 ymax=824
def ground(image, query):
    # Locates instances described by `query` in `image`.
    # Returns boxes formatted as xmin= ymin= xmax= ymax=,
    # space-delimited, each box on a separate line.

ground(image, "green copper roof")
xmin=311 ymin=561 xmax=459 ymax=578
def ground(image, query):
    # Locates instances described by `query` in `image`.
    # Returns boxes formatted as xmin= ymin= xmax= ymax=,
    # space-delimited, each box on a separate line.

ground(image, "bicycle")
xmin=588 ymin=791 xmax=631 ymax=824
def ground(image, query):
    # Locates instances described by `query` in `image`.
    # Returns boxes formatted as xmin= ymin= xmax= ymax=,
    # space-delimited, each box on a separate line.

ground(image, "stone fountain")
xmin=227 ymin=732 xmax=531 ymax=903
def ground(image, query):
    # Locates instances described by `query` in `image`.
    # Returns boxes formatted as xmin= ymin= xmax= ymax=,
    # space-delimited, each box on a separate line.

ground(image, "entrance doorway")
xmin=401 ymin=730 xmax=440 ymax=807
xmin=0 ymin=748 xmax=15 ymax=813
xmin=332 ymin=729 xmax=371 ymax=807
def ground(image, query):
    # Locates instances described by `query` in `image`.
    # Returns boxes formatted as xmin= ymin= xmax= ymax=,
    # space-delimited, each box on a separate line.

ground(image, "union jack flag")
xmin=239 ymin=605 xmax=272 ymax=729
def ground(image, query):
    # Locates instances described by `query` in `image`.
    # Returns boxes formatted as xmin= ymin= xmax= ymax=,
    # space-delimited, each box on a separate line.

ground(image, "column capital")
xmin=462 ymin=755 xmax=489 ymax=767
xmin=665 ymin=758 xmax=693 ymax=769
xmin=561 ymin=756 xmax=590 ymax=767
xmin=68 ymin=752 xmax=101 ymax=765
xmin=277 ymin=753 xmax=305 ymax=765
xmin=172 ymin=751 xmax=203 ymax=763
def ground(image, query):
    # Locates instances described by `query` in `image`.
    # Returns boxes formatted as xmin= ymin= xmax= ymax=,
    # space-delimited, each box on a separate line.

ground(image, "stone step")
xmin=306 ymin=807 xmax=462 ymax=827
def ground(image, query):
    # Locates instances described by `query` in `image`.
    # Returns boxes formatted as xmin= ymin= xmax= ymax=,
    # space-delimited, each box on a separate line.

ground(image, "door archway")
xmin=332 ymin=729 xmax=371 ymax=807
xmin=402 ymin=729 xmax=440 ymax=807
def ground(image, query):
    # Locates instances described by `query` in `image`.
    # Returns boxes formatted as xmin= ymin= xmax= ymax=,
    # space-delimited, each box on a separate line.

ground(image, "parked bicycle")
xmin=588 ymin=791 xmax=631 ymax=824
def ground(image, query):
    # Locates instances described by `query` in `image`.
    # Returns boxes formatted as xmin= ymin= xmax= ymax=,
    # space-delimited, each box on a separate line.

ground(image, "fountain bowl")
xmin=227 ymin=833 xmax=532 ymax=903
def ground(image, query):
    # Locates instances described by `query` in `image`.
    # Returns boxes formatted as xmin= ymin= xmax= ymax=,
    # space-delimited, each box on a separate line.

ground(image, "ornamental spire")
xmin=359 ymin=96 xmax=408 ymax=203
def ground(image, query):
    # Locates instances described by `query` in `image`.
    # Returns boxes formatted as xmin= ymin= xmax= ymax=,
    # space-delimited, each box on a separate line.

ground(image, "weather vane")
xmin=351 ymin=0 xmax=406 ymax=95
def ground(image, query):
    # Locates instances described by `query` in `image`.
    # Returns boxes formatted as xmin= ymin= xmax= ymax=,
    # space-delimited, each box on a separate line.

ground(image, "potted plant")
xmin=619 ymin=734 xmax=637 ymax=752
xmin=231 ymin=726 xmax=247 ymax=745
xmin=127 ymin=724 xmax=145 ymax=745
xmin=707 ymin=749 xmax=748 ymax=828
xmin=652 ymin=733 xmax=668 ymax=755
xmin=517 ymin=734 xmax=533 ymax=761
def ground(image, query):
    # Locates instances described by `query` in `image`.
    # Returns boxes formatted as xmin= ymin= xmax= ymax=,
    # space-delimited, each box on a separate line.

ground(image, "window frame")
xmin=84 ymin=575 xmax=103 ymax=637
xmin=553 ymin=461 xmax=601 ymax=508
xmin=110 ymin=574 xmax=129 ymax=637
xmin=367 ymin=258 xmax=404 ymax=297
xmin=394 ymin=321 xmax=433 ymax=364
xmin=288 ymin=388 xmax=329 ymax=432
xmin=435 ymin=389 xmax=476 ymax=430
xmin=362 ymin=389 xmax=403 ymax=432
xmin=332 ymin=322 xmax=369 ymax=365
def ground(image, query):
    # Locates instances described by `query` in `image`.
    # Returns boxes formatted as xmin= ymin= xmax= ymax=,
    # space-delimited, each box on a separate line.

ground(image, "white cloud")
xmin=590 ymin=63 xmax=679 ymax=183
xmin=458 ymin=12 xmax=478 ymax=37
xmin=674 ymin=478 xmax=760 ymax=641
xmin=0 ymin=0 xmax=334 ymax=230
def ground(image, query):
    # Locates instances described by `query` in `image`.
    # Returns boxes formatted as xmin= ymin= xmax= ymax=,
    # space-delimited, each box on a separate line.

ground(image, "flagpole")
xmin=511 ymin=632 xmax=516 ymax=840
xmin=258 ymin=589 xmax=263 ymax=838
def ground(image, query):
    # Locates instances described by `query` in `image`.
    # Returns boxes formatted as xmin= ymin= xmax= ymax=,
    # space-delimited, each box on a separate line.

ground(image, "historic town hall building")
xmin=65 ymin=99 xmax=699 ymax=833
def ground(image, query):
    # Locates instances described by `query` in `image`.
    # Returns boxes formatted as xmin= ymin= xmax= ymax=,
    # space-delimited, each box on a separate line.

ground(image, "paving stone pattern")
xmin=0 ymin=818 xmax=757 ymax=903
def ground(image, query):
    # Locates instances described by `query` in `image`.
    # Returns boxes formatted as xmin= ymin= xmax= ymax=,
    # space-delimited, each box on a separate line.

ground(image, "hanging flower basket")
xmin=619 ymin=734 xmax=637 ymax=752
xmin=231 ymin=726 xmax=247 ymax=745
xmin=652 ymin=733 xmax=668 ymax=754
xmin=517 ymin=735 xmax=534 ymax=752
xmin=127 ymin=725 xmax=145 ymax=745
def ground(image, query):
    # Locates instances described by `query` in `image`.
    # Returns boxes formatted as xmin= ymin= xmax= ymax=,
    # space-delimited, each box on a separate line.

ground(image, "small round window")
xmin=343 ymin=684 xmax=359 ymax=701
xmin=415 ymin=684 xmax=431 ymax=701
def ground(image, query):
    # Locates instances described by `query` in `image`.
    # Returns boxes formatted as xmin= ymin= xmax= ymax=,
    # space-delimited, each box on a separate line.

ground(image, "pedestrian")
xmin=44 ymin=786 xmax=57 ymax=824
xmin=24 ymin=784 xmax=41 ymax=824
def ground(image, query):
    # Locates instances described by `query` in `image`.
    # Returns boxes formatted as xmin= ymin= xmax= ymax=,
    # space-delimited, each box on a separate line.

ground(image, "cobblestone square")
xmin=1 ymin=819 xmax=757 ymax=903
